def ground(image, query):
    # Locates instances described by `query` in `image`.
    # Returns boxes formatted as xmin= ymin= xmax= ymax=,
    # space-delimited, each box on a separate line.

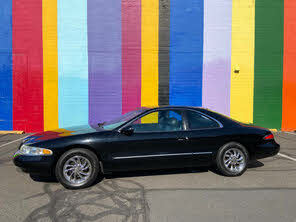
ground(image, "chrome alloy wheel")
xmin=223 ymin=148 xmax=246 ymax=173
xmin=63 ymin=155 xmax=92 ymax=185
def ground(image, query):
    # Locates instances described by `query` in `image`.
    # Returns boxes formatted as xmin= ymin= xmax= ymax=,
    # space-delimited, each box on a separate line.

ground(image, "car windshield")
xmin=101 ymin=108 xmax=147 ymax=130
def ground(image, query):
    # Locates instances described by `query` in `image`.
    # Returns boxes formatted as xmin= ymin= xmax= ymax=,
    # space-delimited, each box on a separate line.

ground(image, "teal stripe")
xmin=58 ymin=0 xmax=88 ymax=127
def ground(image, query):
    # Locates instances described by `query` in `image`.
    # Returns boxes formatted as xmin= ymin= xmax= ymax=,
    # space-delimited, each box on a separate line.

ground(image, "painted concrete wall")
xmin=0 ymin=0 xmax=295 ymax=132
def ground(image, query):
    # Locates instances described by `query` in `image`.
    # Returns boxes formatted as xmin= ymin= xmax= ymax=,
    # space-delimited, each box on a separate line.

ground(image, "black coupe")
xmin=13 ymin=106 xmax=280 ymax=189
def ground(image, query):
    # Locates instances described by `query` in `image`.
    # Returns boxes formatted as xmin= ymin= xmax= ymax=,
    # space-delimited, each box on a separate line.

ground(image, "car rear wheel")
xmin=216 ymin=142 xmax=249 ymax=177
xmin=56 ymin=148 xmax=100 ymax=189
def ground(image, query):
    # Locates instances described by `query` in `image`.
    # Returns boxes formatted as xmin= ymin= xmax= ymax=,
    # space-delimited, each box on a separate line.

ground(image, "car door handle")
xmin=178 ymin=137 xmax=189 ymax=141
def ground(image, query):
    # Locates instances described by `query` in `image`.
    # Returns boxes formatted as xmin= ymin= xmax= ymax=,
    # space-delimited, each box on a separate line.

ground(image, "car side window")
xmin=186 ymin=110 xmax=220 ymax=130
xmin=130 ymin=110 xmax=184 ymax=133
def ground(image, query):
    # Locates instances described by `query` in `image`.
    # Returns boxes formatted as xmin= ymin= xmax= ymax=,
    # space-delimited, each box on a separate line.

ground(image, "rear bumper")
xmin=13 ymin=152 xmax=54 ymax=176
xmin=253 ymin=141 xmax=280 ymax=160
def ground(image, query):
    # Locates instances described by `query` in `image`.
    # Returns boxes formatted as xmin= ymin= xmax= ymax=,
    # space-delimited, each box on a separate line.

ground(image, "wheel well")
xmin=52 ymin=144 xmax=103 ymax=175
xmin=223 ymin=141 xmax=251 ymax=156
xmin=213 ymin=141 xmax=252 ymax=161
xmin=64 ymin=144 xmax=100 ymax=157
xmin=232 ymin=141 xmax=252 ymax=156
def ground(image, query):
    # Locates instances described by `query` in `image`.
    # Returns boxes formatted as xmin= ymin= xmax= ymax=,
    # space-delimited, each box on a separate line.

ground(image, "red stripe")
xmin=13 ymin=0 xmax=44 ymax=132
xmin=282 ymin=0 xmax=296 ymax=131
xmin=121 ymin=0 xmax=141 ymax=114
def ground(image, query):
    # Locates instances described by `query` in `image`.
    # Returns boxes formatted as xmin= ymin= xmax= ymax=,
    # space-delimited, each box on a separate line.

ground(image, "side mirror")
xmin=120 ymin=126 xmax=134 ymax=136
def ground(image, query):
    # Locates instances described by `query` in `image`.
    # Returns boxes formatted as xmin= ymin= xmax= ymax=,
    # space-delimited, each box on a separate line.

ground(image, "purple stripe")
xmin=202 ymin=0 xmax=232 ymax=116
xmin=88 ymin=0 xmax=122 ymax=124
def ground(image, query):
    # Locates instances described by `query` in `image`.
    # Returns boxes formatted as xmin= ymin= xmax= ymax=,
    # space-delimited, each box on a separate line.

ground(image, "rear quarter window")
xmin=186 ymin=110 xmax=220 ymax=130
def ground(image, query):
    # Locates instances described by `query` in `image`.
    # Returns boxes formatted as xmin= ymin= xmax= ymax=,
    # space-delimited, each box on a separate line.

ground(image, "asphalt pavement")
xmin=0 ymin=132 xmax=295 ymax=222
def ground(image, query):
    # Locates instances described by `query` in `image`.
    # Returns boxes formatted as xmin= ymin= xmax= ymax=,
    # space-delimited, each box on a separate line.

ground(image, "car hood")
xmin=23 ymin=124 xmax=105 ymax=144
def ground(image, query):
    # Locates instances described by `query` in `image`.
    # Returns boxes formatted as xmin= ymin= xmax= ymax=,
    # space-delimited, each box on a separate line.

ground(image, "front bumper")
xmin=13 ymin=151 xmax=55 ymax=176
xmin=253 ymin=141 xmax=280 ymax=160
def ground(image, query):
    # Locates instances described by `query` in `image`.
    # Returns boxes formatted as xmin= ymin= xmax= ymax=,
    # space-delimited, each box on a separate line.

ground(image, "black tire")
xmin=216 ymin=142 xmax=249 ymax=177
xmin=55 ymin=148 xmax=100 ymax=189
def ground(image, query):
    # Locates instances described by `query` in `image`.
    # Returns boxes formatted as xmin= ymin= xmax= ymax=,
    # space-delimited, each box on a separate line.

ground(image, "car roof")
xmin=143 ymin=105 xmax=205 ymax=111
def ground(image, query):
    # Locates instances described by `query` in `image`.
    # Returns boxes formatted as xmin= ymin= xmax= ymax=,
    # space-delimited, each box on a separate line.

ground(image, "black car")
xmin=13 ymin=106 xmax=280 ymax=189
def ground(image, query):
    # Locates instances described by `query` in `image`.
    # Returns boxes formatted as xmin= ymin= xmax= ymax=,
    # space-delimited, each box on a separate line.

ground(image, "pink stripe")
xmin=121 ymin=0 xmax=141 ymax=114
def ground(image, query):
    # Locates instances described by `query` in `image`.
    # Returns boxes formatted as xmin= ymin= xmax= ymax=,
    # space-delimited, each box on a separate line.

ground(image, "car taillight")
xmin=263 ymin=134 xmax=274 ymax=140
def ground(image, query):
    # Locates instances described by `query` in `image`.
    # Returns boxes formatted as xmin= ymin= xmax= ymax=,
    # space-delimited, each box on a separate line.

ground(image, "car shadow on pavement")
xmin=29 ymin=167 xmax=209 ymax=185
xmin=30 ymin=167 xmax=210 ymax=185
xmin=210 ymin=160 xmax=264 ymax=176
xmin=248 ymin=160 xmax=264 ymax=169
xmin=29 ymin=161 xmax=264 ymax=184
xmin=30 ymin=175 xmax=58 ymax=183
xmin=106 ymin=167 xmax=209 ymax=180
xmin=30 ymin=173 xmax=105 ymax=185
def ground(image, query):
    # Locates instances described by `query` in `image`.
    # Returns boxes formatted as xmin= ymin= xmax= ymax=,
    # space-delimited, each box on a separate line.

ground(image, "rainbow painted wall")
xmin=0 ymin=0 xmax=296 ymax=133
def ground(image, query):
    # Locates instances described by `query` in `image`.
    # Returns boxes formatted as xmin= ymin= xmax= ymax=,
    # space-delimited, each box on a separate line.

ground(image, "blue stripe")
xmin=58 ymin=0 xmax=89 ymax=127
xmin=169 ymin=0 xmax=204 ymax=106
xmin=0 ymin=1 xmax=12 ymax=130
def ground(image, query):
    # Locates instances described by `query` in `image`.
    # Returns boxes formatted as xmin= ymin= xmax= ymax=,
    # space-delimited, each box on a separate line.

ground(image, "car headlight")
xmin=19 ymin=144 xmax=53 ymax=156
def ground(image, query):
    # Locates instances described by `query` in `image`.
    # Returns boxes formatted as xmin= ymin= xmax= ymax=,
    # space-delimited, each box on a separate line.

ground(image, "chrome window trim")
xmin=113 ymin=152 xmax=212 ymax=160
xmin=192 ymin=152 xmax=212 ymax=155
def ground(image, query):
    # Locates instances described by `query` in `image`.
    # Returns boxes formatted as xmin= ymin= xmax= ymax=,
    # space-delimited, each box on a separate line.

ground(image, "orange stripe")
xmin=282 ymin=0 xmax=296 ymax=131
xmin=43 ymin=0 xmax=58 ymax=131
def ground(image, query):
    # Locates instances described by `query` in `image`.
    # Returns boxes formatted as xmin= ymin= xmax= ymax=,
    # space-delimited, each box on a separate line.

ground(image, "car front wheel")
xmin=55 ymin=148 xmax=100 ymax=189
xmin=216 ymin=142 xmax=249 ymax=177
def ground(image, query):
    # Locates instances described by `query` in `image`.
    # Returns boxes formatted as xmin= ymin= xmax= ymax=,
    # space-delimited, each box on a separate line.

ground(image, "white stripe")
xmin=278 ymin=153 xmax=296 ymax=162
xmin=284 ymin=131 xmax=296 ymax=136
xmin=113 ymin=152 xmax=212 ymax=160
xmin=0 ymin=136 xmax=27 ymax=148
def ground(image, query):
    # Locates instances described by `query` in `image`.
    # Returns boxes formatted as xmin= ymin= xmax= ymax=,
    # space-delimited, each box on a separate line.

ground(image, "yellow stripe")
xmin=230 ymin=0 xmax=255 ymax=124
xmin=141 ymin=0 xmax=159 ymax=107
xmin=141 ymin=112 xmax=159 ymax=123
xmin=54 ymin=128 xmax=75 ymax=137
xmin=43 ymin=0 xmax=58 ymax=130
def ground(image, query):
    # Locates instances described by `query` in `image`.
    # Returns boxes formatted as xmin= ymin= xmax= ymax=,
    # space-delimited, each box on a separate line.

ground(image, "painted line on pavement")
xmin=284 ymin=131 xmax=296 ymax=135
xmin=278 ymin=153 xmax=296 ymax=162
xmin=0 ymin=136 xmax=27 ymax=148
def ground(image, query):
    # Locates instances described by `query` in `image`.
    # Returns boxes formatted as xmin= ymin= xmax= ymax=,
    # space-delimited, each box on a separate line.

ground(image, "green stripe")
xmin=254 ymin=0 xmax=284 ymax=129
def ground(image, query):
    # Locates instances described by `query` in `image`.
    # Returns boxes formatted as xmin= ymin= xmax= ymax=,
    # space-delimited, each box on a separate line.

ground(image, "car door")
xmin=183 ymin=110 xmax=224 ymax=166
xmin=110 ymin=109 xmax=194 ymax=171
